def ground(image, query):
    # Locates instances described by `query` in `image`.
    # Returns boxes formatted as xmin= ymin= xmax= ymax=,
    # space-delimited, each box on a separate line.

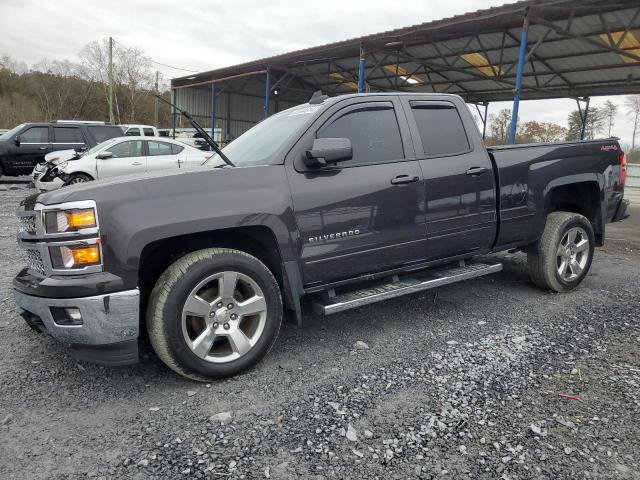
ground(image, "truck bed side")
xmin=488 ymin=139 xmax=624 ymax=250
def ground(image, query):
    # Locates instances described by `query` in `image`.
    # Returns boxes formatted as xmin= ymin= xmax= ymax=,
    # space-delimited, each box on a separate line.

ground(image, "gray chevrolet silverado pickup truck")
xmin=13 ymin=93 xmax=629 ymax=380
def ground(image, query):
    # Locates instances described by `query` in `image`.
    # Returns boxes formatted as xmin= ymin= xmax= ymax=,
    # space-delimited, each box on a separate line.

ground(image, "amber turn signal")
xmin=66 ymin=209 xmax=97 ymax=229
xmin=70 ymin=245 xmax=101 ymax=265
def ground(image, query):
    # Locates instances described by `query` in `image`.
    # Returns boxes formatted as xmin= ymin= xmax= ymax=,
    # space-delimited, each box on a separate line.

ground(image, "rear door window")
xmin=409 ymin=102 xmax=470 ymax=156
xmin=20 ymin=126 xmax=49 ymax=143
xmin=109 ymin=140 xmax=143 ymax=158
xmin=147 ymin=141 xmax=174 ymax=156
xmin=53 ymin=127 xmax=85 ymax=144
xmin=88 ymin=126 xmax=124 ymax=143
xmin=317 ymin=102 xmax=404 ymax=167
xmin=143 ymin=128 xmax=155 ymax=136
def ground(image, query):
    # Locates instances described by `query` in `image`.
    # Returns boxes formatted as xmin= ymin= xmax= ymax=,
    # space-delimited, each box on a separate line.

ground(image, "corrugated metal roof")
xmin=172 ymin=0 xmax=640 ymax=103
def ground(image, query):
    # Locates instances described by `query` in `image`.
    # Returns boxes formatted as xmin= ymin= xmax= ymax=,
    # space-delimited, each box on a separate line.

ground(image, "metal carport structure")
xmin=171 ymin=0 xmax=640 ymax=144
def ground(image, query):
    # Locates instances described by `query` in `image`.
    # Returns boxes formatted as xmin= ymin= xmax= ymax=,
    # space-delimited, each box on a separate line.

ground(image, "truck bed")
xmin=487 ymin=138 xmax=624 ymax=250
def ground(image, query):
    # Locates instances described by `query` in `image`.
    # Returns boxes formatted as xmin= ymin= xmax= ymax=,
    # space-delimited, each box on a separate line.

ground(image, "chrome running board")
xmin=312 ymin=262 xmax=503 ymax=315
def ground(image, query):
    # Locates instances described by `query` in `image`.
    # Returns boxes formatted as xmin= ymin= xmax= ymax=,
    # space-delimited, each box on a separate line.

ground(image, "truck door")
xmin=8 ymin=125 xmax=51 ymax=175
xmin=286 ymin=97 xmax=427 ymax=286
xmin=401 ymin=98 xmax=496 ymax=260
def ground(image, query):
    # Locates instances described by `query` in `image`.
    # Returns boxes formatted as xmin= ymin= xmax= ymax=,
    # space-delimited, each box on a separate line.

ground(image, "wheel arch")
xmin=138 ymin=226 xmax=303 ymax=324
xmin=544 ymin=179 xmax=604 ymax=246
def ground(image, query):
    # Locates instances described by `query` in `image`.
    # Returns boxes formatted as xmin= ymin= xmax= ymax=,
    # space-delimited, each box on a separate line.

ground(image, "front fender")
xmin=66 ymin=166 xmax=300 ymax=290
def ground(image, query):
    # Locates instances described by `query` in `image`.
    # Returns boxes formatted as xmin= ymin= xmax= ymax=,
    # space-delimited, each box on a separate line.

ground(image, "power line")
xmin=111 ymin=38 xmax=198 ymax=73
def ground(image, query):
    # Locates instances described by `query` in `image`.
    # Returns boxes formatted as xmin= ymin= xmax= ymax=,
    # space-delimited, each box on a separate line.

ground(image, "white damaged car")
xmin=33 ymin=136 xmax=213 ymax=191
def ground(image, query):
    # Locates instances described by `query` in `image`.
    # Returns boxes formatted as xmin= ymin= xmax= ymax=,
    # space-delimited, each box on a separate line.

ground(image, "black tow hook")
xmin=19 ymin=310 xmax=46 ymax=333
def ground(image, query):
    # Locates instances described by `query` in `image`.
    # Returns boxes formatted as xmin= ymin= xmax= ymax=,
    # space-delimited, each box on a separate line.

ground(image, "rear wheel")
xmin=65 ymin=173 xmax=93 ymax=185
xmin=147 ymin=248 xmax=283 ymax=380
xmin=527 ymin=212 xmax=594 ymax=292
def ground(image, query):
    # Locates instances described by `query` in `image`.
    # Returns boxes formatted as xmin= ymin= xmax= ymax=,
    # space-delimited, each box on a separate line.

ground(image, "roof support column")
xmin=358 ymin=44 xmax=366 ymax=93
xmin=577 ymin=97 xmax=590 ymax=140
xmin=211 ymin=82 xmax=216 ymax=140
xmin=172 ymin=88 xmax=177 ymax=139
xmin=509 ymin=15 xmax=529 ymax=144
xmin=475 ymin=102 xmax=490 ymax=140
xmin=264 ymin=69 xmax=271 ymax=119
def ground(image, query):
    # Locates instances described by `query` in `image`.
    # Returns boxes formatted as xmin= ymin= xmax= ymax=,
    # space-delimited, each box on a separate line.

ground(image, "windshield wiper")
xmin=155 ymin=94 xmax=235 ymax=167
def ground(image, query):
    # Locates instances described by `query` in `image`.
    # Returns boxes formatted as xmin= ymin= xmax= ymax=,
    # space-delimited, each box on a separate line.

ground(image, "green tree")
xmin=566 ymin=106 xmax=605 ymax=141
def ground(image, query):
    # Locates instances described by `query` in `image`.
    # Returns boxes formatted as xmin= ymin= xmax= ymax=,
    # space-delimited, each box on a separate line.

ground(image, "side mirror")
xmin=75 ymin=145 xmax=88 ymax=153
xmin=304 ymin=137 xmax=352 ymax=168
xmin=96 ymin=151 xmax=113 ymax=160
xmin=13 ymin=136 xmax=20 ymax=147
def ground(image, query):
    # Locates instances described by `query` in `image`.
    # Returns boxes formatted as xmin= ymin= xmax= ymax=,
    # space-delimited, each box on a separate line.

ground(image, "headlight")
xmin=49 ymin=241 xmax=102 ymax=269
xmin=44 ymin=208 xmax=97 ymax=233
xmin=56 ymin=161 xmax=68 ymax=170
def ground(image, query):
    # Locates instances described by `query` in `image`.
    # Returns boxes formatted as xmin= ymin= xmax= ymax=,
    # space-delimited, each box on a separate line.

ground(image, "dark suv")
xmin=0 ymin=121 xmax=123 ymax=177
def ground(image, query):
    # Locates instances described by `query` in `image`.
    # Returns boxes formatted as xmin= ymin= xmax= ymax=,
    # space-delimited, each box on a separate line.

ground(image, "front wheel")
xmin=147 ymin=248 xmax=283 ymax=381
xmin=527 ymin=212 xmax=595 ymax=292
xmin=65 ymin=173 xmax=93 ymax=185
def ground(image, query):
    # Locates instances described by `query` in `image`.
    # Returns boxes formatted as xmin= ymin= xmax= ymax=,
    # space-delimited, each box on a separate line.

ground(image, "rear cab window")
xmin=88 ymin=125 xmax=124 ymax=144
xmin=409 ymin=101 xmax=470 ymax=157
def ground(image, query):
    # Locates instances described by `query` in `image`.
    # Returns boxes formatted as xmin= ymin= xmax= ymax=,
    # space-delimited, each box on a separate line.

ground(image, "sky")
xmin=0 ymin=0 xmax=636 ymax=147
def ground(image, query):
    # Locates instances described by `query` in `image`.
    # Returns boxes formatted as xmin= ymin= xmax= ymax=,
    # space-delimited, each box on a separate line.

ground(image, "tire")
xmin=65 ymin=173 xmax=93 ymax=185
xmin=527 ymin=211 xmax=595 ymax=292
xmin=146 ymin=248 xmax=283 ymax=381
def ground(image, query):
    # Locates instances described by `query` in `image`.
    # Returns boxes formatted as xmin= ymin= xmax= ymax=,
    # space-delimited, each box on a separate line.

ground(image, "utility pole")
xmin=108 ymin=36 xmax=114 ymax=124
xmin=154 ymin=70 xmax=159 ymax=126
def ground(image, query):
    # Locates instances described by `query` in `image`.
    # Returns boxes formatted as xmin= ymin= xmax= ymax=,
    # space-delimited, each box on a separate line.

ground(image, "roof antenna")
xmin=309 ymin=90 xmax=329 ymax=104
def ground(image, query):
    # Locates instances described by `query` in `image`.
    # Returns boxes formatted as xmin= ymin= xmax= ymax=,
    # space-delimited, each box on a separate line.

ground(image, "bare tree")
xmin=118 ymin=46 xmax=153 ymax=122
xmin=625 ymin=95 xmax=640 ymax=151
xmin=602 ymin=100 xmax=618 ymax=137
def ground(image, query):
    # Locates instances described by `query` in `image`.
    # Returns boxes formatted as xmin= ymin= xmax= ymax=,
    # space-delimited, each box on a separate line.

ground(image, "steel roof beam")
xmin=528 ymin=11 xmax=640 ymax=63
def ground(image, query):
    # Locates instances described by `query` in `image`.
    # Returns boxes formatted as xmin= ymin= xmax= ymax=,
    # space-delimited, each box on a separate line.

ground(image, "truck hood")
xmin=35 ymin=165 xmax=236 ymax=206
xmin=44 ymin=149 xmax=81 ymax=165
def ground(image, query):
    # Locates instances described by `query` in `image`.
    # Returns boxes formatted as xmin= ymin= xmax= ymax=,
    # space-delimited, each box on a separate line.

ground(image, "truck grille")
xmin=18 ymin=214 xmax=37 ymax=235
xmin=24 ymin=248 xmax=46 ymax=276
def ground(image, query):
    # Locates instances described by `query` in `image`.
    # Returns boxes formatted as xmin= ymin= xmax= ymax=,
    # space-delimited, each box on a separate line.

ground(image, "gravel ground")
xmin=0 ymin=185 xmax=638 ymax=480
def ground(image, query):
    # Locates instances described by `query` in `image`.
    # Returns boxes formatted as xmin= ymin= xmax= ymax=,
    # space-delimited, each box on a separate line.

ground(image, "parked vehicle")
xmin=0 ymin=121 xmax=123 ymax=177
xmin=33 ymin=136 xmax=213 ymax=191
xmin=121 ymin=124 xmax=160 ymax=137
xmin=13 ymin=93 xmax=628 ymax=380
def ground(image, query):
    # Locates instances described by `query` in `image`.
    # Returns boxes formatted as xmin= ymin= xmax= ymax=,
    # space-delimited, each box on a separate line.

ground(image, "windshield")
xmin=203 ymin=103 xmax=321 ymax=167
xmin=0 ymin=124 xmax=26 ymax=141
xmin=86 ymin=138 xmax=119 ymax=156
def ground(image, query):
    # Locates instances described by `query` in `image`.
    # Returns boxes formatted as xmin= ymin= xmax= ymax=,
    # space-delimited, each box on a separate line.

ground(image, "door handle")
xmin=465 ymin=166 xmax=489 ymax=176
xmin=390 ymin=175 xmax=419 ymax=185
xmin=131 ymin=162 xmax=143 ymax=166
xmin=38 ymin=147 xmax=48 ymax=150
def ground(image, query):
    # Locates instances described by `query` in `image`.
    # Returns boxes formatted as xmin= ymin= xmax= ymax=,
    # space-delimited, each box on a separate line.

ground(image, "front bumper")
xmin=13 ymin=288 xmax=140 ymax=365
xmin=34 ymin=176 xmax=64 ymax=192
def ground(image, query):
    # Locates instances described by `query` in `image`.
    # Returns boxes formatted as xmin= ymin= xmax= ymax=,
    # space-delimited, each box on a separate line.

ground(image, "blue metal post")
xmin=358 ymin=44 xmax=366 ymax=93
xmin=263 ymin=70 xmax=270 ymax=119
xmin=508 ymin=16 xmax=529 ymax=144
xmin=211 ymin=83 xmax=216 ymax=140
xmin=172 ymin=89 xmax=177 ymax=139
